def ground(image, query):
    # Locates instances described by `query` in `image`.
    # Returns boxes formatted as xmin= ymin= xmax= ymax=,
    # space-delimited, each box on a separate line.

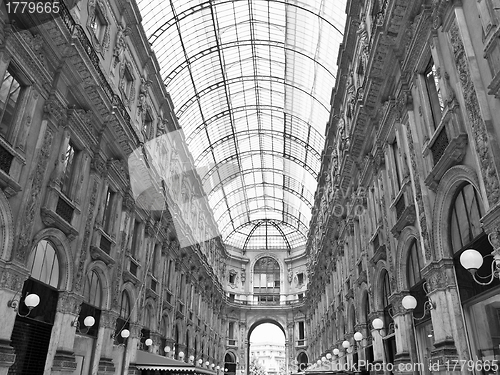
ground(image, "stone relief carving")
xmin=113 ymin=25 xmax=129 ymax=68
xmin=449 ymin=21 xmax=500 ymax=206
xmin=16 ymin=128 xmax=54 ymax=263
xmin=87 ymin=0 xmax=111 ymax=54
xmin=74 ymin=177 xmax=99 ymax=293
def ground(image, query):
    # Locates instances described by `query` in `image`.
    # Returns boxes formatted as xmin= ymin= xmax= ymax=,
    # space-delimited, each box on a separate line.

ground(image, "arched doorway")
xmin=296 ymin=352 xmax=308 ymax=372
xmin=224 ymin=352 xmax=237 ymax=375
xmin=8 ymin=240 xmax=61 ymax=375
xmin=247 ymin=320 xmax=286 ymax=375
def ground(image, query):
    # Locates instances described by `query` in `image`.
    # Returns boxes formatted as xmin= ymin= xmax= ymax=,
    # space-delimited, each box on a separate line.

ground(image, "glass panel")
xmin=136 ymin=0 xmax=347 ymax=250
xmin=83 ymin=270 xmax=102 ymax=308
xmin=27 ymin=240 xmax=60 ymax=288
xmin=0 ymin=67 xmax=21 ymax=139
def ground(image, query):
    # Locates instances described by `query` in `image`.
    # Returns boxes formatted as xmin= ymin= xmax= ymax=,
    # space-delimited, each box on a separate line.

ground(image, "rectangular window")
xmin=131 ymin=221 xmax=141 ymax=258
xmin=229 ymin=273 xmax=236 ymax=284
xmin=90 ymin=6 xmax=106 ymax=42
xmin=298 ymin=321 xmax=305 ymax=340
xmin=124 ymin=67 xmax=134 ymax=99
xmin=424 ymin=58 xmax=443 ymax=130
xmin=61 ymin=141 xmax=77 ymax=197
xmin=143 ymin=111 xmax=153 ymax=139
xmin=297 ymin=273 xmax=304 ymax=285
xmin=102 ymin=187 xmax=115 ymax=234
xmin=391 ymin=140 xmax=402 ymax=192
xmin=0 ymin=67 xmax=22 ymax=140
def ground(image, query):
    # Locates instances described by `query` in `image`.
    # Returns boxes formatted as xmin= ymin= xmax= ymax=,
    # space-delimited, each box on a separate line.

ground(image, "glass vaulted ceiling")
xmin=136 ymin=0 xmax=346 ymax=251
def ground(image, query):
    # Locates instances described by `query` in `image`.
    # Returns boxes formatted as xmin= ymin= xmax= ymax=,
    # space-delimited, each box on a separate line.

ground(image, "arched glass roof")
xmin=136 ymin=0 xmax=346 ymax=250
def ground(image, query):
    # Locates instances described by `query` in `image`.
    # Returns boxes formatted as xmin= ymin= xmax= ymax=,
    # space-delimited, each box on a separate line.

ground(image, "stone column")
xmin=353 ymin=323 xmax=367 ymax=370
xmin=423 ymin=260 xmax=464 ymax=375
xmin=46 ymin=291 xmax=82 ymax=375
xmin=390 ymin=293 xmax=417 ymax=375
xmin=150 ymin=332 xmax=161 ymax=355
xmin=95 ymin=310 xmax=117 ymax=375
xmin=124 ymin=323 xmax=141 ymax=375
xmin=0 ymin=263 xmax=28 ymax=375
xmin=369 ymin=312 xmax=385 ymax=375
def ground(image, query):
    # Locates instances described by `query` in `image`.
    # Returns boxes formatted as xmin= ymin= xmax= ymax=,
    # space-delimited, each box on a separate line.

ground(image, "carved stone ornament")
xmin=404 ymin=122 xmax=432 ymax=259
xmin=16 ymin=128 xmax=54 ymax=263
xmin=449 ymin=21 xmax=500 ymax=206
xmin=119 ymin=60 xmax=136 ymax=107
xmin=113 ymin=25 xmax=129 ymax=67
xmin=87 ymin=0 xmax=111 ymax=54
xmin=74 ymin=178 xmax=99 ymax=293
xmin=137 ymin=77 xmax=152 ymax=114
xmin=56 ymin=291 xmax=83 ymax=315
xmin=91 ymin=153 xmax=107 ymax=175
xmin=488 ymin=228 xmax=500 ymax=250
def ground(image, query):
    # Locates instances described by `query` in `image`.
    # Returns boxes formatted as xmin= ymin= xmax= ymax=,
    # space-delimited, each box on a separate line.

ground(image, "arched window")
xmin=381 ymin=270 xmax=393 ymax=331
xmin=381 ymin=270 xmax=396 ymax=367
xmin=141 ymin=307 xmax=153 ymax=351
xmin=450 ymin=183 xmax=484 ymax=253
xmin=450 ymin=183 xmax=498 ymax=301
xmin=159 ymin=316 xmax=169 ymax=356
xmin=114 ymin=291 xmax=131 ymax=344
xmin=185 ymin=330 xmax=190 ymax=362
xmin=28 ymin=239 xmax=60 ymax=288
xmin=253 ymin=257 xmax=280 ymax=304
xmin=297 ymin=352 xmax=308 ymax=370
xmin=224 ymin=352 xmax=236 ymax=375
xmin=78 ymin=270 xmax=103 ymax=337
xmin=407 ymin=239 xmax=422 ymax=288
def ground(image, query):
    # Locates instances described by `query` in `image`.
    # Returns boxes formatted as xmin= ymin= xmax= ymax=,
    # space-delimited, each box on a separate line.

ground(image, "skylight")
xmin=136 ymin=0 xmax=346 ymax=251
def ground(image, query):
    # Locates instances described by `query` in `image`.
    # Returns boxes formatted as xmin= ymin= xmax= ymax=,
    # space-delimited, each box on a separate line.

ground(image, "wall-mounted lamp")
xmin=332 ymin=348 xmax=340 ymax=356
xmin=401 ymin=292 xmax=435 ymax=320
xmin=8 ymin=293 xmax=40 ymax=317
xmin=145 ymin=338 xmax=153 ymax=346
xmin=372 ymin=317 xmax=386 ymax=336
xmin=321 ymin=356 xmax=326 ymax=362
xmin=460 ymin=249 xmax=500 ymax=285
xmin=189 ymin=355 xmax=195 ymax=363
xmin=71 ymin=315 xmax=95 ymax=334
xmin=205 ymin=361 xmax=210 ymax=367
xmin=121 ymin=329 xmax=130 ymax=338
xmin=224 ymin=368 xmax=228 ymax=372
xmin=316 ymin=360 xmax=321 ymax=365
xmin=198 ymin=359 xmax=203 ymax=366
xmin=178 ymin=351 xmax=185 ymax=360
xmin=326 ymin=353 xmax=332 ymax=360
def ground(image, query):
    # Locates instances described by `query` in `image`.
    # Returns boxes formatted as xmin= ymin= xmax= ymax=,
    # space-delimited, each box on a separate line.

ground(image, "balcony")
xmin=122 ymin=255 xmax=140 ymax=285
xmin=224 ymin=293 xmax=305 ymax=307
xmin=41 ymin=190 xmax=79 ymax=241
xmin=423 ymin=99 xmax=468 ymax=191
xmin=89 ymin=229 xmax=115 ymax=266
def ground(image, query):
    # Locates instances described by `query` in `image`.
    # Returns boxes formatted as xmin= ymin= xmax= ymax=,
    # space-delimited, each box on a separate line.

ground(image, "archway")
xmin=224 ymin=351 xmax=237 ymax=375
xmin=247 ymin=320 xmax=286 ymax=375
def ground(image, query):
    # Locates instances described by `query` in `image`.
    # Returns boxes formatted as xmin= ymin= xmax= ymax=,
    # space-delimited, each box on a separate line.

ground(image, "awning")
xmin=134 ymin=351 xmax=216 ymax=374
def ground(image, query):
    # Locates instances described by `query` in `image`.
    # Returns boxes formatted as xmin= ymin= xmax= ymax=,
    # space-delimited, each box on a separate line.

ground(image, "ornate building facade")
xmin=305 ymin=0 xmax=500 ymax=374
xmin=1 ymin=0 xmax=500 ymax=375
